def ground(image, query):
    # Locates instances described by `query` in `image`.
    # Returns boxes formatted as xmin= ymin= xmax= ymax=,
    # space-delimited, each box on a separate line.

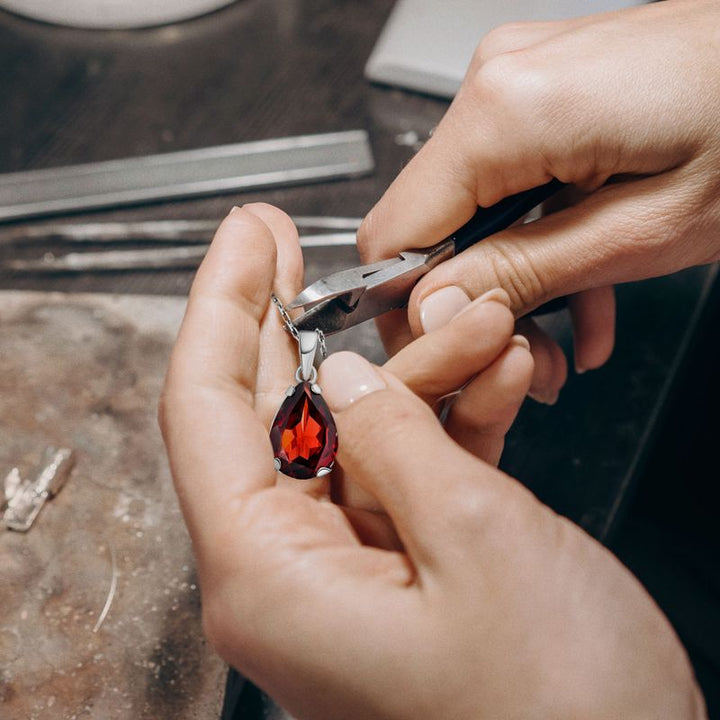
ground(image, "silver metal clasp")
xmin=2 ymin=447 xmax=75 ymax=532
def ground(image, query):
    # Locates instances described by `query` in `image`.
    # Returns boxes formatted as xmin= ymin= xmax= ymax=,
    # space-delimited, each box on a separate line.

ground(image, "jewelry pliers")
xmin=289 ymin=179 xmax=564 ymax=335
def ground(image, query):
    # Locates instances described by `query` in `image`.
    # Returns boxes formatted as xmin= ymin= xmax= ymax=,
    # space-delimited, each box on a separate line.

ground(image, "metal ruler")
xmin=0 ymin=130 xmax=374 ymax=222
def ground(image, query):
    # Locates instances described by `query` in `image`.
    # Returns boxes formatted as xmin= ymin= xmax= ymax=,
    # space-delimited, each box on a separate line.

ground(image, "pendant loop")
xmin=298 ymin=330 xmax=319 ymax=383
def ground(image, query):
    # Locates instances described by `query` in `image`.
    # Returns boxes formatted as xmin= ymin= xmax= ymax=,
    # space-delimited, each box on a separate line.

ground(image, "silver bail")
xmin=298 ymin=330 xmax=319 ymax=382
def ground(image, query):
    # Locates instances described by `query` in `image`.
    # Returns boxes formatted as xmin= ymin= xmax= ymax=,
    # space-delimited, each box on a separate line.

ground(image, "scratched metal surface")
xmin=0 ymin=292 xmax=222 ymax=719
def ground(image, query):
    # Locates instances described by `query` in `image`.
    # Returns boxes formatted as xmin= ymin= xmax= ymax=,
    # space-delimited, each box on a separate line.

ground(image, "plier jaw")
xmin=288 ymin=240 xmax=455 ymax=335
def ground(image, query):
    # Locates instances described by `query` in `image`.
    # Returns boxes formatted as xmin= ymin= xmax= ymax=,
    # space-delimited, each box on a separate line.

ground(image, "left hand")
xmin=159 ymin=202 xmax=533 ymax=540
xmin=159 ymin=204 xmax=703 ymax=719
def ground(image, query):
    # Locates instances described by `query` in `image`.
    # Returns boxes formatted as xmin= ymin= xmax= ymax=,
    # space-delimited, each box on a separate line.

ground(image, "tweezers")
xmin=289 ymin=179 xmax=565 ymax=335
xmin=1 ymin=217 xmax=361 ymax=272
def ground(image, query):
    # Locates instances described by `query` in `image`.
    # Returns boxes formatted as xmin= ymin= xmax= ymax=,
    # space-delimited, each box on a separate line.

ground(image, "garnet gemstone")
xmin=270 ymin=381 xmax=338 ymax=479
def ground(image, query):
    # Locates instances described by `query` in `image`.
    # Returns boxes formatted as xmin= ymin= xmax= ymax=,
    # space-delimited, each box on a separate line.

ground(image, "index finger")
xmin=356 ymin=56 xmax=552 ymax=263
xmin=159 ymin=207 xmax=278 ymax=551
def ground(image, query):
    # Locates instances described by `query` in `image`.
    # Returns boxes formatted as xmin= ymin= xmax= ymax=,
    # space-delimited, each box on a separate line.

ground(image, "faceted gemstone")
xmin=269 ymin=381 xmax=338 ymax=479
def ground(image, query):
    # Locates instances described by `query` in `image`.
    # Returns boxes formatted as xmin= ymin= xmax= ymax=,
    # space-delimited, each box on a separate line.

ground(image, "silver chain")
xmin=271 ymin=293 xmax=327 ymax=359
xmin=317 ymin=328 xmax=327 ymax=359
xmin=271 ymin=293 xmax=299 ymax=341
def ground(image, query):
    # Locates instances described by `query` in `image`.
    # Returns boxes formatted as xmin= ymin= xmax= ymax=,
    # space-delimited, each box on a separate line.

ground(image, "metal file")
xmin=0 ymin=131 xmax=374 ymax=222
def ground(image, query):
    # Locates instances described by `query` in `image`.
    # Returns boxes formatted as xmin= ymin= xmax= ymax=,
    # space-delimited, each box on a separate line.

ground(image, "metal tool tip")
xmin=287 ymin=281 xmax=339 ymax=310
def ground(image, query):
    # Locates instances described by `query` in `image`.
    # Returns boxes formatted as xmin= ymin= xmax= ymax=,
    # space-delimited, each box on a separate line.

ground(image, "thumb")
xmin=319 ymin=351 xmax=508 ymax=575
xmin=406 ymin=171 xmax=695 ymax=329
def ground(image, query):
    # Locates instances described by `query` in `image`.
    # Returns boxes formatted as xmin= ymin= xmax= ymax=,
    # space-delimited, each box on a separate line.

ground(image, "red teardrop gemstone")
xmin=270 ymin=381 xmax=338 ymax=479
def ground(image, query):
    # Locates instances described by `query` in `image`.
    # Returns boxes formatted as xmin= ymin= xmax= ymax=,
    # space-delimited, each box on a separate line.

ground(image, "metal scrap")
xmin=3 ymin=447 xmax=75 ymax=531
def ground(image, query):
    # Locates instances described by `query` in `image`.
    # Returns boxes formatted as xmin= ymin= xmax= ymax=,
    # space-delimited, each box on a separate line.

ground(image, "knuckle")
xmin=469 ymin=52 xmax=531 ymax=107
xmin=484 ymin=241 xmax=549 ymax=312
xmin=467 ymin=51 xmax=557 ymax=154
xmin=443 ymin=468 xmax=510 ymax=535
xmin=459 ymin=475 xmax=537 ymax=539
xmin=472 ymin=22 xmax=532 ymax=67
xmin=450 ymin=494 xmax=490 ymax=534
xmin=468 ymin=55 xmax=504 ymax=102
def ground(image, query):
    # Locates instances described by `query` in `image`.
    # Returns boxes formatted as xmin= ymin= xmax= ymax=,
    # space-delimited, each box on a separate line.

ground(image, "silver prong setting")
xmin=285 ymin=385 xmax=296 ymax=397
xmin=311 ymin=383 xmax=322 ymax=395
xmin=273 ymin=458 xmax=281 ymax=471
xmin=316 ymin=466 xmax=332 ymax=477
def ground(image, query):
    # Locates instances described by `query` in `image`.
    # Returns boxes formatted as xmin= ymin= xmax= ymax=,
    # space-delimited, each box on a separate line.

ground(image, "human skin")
xmin=160 ymin=204 xmax=705 ymax=719
xmin=357 ymin=0 xmax=720 ymax=403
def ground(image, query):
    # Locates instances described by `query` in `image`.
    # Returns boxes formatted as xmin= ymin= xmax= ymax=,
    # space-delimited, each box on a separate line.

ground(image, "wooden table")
xmin=1 ymin=1 xmax=716 ymax=717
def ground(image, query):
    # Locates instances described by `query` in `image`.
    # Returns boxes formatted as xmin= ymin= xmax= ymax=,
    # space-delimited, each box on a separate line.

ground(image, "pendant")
xmin=270 ymin=329 xmax=338 ymax=479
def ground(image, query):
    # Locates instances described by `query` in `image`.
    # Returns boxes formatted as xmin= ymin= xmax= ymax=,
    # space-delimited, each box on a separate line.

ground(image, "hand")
xmin=160 ymin=200 xmax=532 ymax=548
xmin=160 ymin=206 xmax=704 ymax=719
xmin=358 ymin=0 xmax=720 ymax=401
xmin=338 ymin=283 xmax=534 ymax=521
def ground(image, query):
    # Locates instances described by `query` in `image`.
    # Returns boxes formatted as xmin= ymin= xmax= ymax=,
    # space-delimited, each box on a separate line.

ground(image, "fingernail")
xmin=320 ymin=352 xmax=387 ymax=412
xmin=528 ymin=387 xmax=559 ymax=405
xmin=510 ymin=334 xmax=531 ymax=351
xmin=420 ymin=286 xmax=471 ymax=333
xmin=229 ymin=205 xmax=243 ymax=216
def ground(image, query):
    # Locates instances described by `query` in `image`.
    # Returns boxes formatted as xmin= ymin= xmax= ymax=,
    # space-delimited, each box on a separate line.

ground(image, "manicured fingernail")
xmin=420 ymin=286 xmax=471 ymax=333
xmin=224 ymin=206 xmax=246 ymax=223
xmin=320 ymin=352 xmax=387 ymax=412
xmin=510 ymin=334 xmax=531 ymax=351
xmin=528 ymin=387 xmax=559 ymax=405
xmin=575 ymin=365 xmax=587 ymax=375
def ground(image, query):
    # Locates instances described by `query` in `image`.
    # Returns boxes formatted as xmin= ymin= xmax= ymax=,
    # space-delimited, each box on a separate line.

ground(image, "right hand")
xmin=358 ymin=0 xmax=720 ymax=398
